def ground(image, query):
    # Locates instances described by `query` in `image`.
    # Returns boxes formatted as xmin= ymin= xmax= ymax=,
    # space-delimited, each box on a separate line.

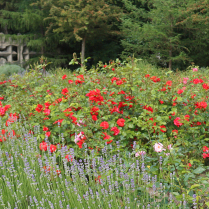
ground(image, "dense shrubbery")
xmin=0 ymin=64 xmax=25 ymax=78
xmin=0 ymin=59 xmax=209 ymax=208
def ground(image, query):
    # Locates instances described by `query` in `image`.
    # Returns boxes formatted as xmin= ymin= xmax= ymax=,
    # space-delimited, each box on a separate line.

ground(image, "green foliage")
xmin=1 ymin=0 xmax=209 ymax=70
xmin=46 ymin=0 xmax=122 ymax=63
xmin=0 ymin=0 xmax=70 ymax=68
xmin=121 ymin=0 xmax=209 ymax=70
xmin=0 ymin=64 xmax=24 ymax=77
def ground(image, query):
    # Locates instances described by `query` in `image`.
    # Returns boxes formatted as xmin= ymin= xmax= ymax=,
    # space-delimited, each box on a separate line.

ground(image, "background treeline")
xmin=0 ymin=0 xmax=209 ymax=70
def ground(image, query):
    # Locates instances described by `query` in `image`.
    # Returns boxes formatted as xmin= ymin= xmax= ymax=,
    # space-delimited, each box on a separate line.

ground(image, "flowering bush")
xmin=0 ymin=59 xmax=208 ymax=160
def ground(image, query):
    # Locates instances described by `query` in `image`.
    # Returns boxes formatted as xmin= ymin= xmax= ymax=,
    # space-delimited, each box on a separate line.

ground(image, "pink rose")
xmin=135 ymin=151 xmax=146 ymax=157
xmin=183 ymin=77 xmax=189 ymax=84
xmin=153 ymin=143 xmax=165 ymax=153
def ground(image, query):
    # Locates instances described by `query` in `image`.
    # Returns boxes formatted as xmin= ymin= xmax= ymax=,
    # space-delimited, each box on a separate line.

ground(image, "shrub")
xmin=0 ymin=64 xmax=25 ymax=77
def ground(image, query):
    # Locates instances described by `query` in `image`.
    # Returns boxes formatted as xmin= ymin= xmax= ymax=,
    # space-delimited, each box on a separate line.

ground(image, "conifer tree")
xmin=47 ymin=0 xmax=122 ymax=65
xmin=0 ymin=0 xmax=24 ymax=34
xmin=121 ymin=0 xmax=209 ymax=70
xmin=0 ymin=0 xmax=69 ymax=67
xmin=176 ymin=0 xmax=209 ymax=67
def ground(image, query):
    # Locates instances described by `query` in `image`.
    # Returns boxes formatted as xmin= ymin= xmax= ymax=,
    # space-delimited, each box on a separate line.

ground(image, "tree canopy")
xmin=1 ymin=0 xmax=209 ymax=70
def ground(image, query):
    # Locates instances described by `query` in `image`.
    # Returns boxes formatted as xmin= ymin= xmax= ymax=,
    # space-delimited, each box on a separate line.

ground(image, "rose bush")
xmin=0 ymin=59 xmax=209 ymax=164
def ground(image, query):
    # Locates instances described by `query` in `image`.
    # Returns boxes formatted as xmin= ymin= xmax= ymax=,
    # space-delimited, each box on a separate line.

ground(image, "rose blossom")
xmin=50 ymin=144 xmax=57 ymax=153
xmin=153 ymin=143 xmax=165 ymax=153
xmin=117 ymin=118 xmax=125 ymax=127
xmin=167 ymin=144 xmax=172 ymax=150
xmin=65 ymin=155 xmax=73 ymax=162
xmin=183 ymin=77 xmax=189 ymax=84
xmin=74 ymin=132 xmax=85 ymax=143
xmin=100 ymin=121 xmax=109 ymax=129
xmin=174 ymin=117 xmax=183 ymax=127
xmin=111 ymin=126 xmax=120 ymax=135
xmin=135 ymin=151 xmax=146 ymax=157
xmin=40 ymin=142 xmax=47 ymax=151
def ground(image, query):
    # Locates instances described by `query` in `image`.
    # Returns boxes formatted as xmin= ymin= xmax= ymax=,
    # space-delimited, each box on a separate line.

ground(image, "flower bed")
xmin=0 ymin=59 xmax=209 ymax=208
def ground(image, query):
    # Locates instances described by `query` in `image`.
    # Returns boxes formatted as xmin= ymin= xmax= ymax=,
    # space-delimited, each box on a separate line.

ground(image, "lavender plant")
xmin=0 ymin=117 xmax=202 ymax=209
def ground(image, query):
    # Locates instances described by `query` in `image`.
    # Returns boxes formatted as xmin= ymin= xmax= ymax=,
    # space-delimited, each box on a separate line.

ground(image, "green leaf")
xmin=190 ymin=184 xmax=200 ymax=189
xmin=193 ymin=167 xmax=205 ymax=174
xmin=128 ymin=123 xmax=134 ymax=128
xmin=172 ymin=192 xmax=180 ymax=196
xmin=177 ymin=97 xmax=182 ymax=102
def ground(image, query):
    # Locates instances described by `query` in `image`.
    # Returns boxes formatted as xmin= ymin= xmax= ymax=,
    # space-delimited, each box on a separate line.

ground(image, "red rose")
xmin=77 ymin=139 xmax=85 ymax=148
xmin=65 ymin=155 xmax=73 ymax=162
xmin=56 ymin=170 xmax=61 ymax=175
xmin=92 ymin=115 xmax=98 ymax=121
xmin=43 ymin=126 xmax=49 ymax=131
xmin=160 ymin=125 xmax=166 ymax=133
xmin=143 ymin=105 xmax=153 ymax=113
xmin=44 ymin=109 xmax=50 ymax=116
xmin=166 ymin=80 xmax=172 ymax=86
xmin=116 ymin=80 xmax=123 ymax=85
xmin=203 ymin=153 xmax=209 ymax=159
xmin=117 ymin=118 xmax=125 ymax=127
xmin=53 ymin=119 xmax=64 ymax=125
xmin=61 ymin=88 xmax=68 ymax=95
xmin=203 ymin=146 xmax=209 ymax=152
xmin=177 ymin=89 xmax=184 ymax=94
xmin=106 ymin=140 xmax=113 ymax=144
xmin=111 ymin=127 xmax=120 ymax=135
xmin=40 ymin=142 xmax=47 ymax=151
xmin=102 ymin=132 xmax=111 ymax=140
xmin=62 ymin=75 xmax=67 ymax=80
xmin=50 ymin=144 xmax=57 ymax=153
xmin=35 ymin=104 xmax=43 ymax=112
xmin=172 ymin=130 xmax=178 ymax=134
xmin=45 ymin=132 xmax=51 ymax=137
xmin=195 ymin=101 xmax=207 ymax=109
xmin=174 ymin=117 xmax=183 ymax=127
xmin=187 ymin=163 xmax=192 ymax=169
xmin=202 ymin=83 xmax=209 ymax=90
xmin=100 ymin=121 xmax=109 ymax=129
xmin=184 ymin=115 xmax=190 ymax=121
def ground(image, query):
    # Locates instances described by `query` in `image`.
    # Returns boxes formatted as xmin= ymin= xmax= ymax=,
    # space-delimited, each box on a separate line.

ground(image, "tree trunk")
xmin=169 ymin=45 xmax=172 ymax=71
xmin=4 ymin=25 xmax=8 ymax=34
xmin=41 ymin=47 xmax=44 ymax=55
xmin=41 ymin=25 xmax=44 ymax=55
xmin=81 ymin=36 xmax=86 ymax=66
